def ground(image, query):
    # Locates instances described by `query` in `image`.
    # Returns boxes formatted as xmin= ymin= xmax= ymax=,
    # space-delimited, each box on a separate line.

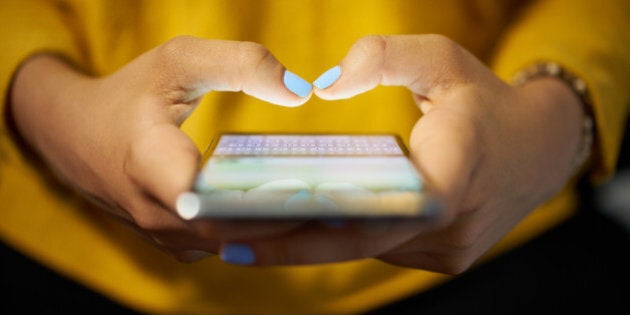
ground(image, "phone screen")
xmin=177 ymin=134 xmax=430 ymax=219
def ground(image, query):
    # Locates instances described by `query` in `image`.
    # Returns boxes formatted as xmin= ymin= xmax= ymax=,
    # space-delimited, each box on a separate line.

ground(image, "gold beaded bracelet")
xmin=512 ymin=61 xmax=595 ymax=176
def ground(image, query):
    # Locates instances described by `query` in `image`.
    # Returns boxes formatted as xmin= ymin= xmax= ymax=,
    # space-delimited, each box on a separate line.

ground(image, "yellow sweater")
xmin=1 ymin=0 xmax=628 ymax=314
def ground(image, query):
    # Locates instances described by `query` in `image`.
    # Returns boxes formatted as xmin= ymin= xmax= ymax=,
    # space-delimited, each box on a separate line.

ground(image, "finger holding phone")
xmin=9 ymin=36 xmax=313 ymax=261
xmin=217 ymin=35 xmax=585 ymax=274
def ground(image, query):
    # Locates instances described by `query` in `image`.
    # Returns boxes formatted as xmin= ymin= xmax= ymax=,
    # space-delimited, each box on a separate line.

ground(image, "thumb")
xmin=408 ymin=95 xmax=481 ymax=219
xmin=144 ymin=36 xmax=312 ymax=117
xmin=124 ymin=124 xmax=200 ymax=209
xmin=313 ymin=34 xmax=477 ymax=101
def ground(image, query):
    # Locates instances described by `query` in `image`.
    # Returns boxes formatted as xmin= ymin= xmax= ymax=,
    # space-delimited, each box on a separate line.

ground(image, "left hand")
xmin=9 ymin=38 xmax=311 ymax=262
xmin=217 ymin=35 xmax=585 ymax=274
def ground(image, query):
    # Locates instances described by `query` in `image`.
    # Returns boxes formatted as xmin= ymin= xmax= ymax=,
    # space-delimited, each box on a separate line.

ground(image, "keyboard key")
xmin=213 ymin=135 xmax=404 ymax=156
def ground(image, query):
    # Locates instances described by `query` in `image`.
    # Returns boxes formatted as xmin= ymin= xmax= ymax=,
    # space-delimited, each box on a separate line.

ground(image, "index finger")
xmin=146 ymin=36 xmax=312 ymax=108
xmin=314 ymin=34 xmax=481 ymax=100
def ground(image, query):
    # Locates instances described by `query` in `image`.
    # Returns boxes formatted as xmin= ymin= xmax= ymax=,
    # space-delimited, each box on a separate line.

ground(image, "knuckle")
xmin=151 ymin=36 xmax=203 ymax=92
xmin=158 ymin=35 xmax=198 ymax=60
xmin=354 ymin=35 xmax=388 ymax=58
xmin=236 ymin=41 xmax=280 ymax=90
xmin=153 ymin=35 xmax=202 ymax=75
xmin=239 ymin=41 xmax=270 ymax=58
xmin=423 ymin=34 xmax=469 ymax=81
xmin=238 ymin=41 xmax=273 ymax=69
xmin=424 ymin=34 xmax=461 ymax=54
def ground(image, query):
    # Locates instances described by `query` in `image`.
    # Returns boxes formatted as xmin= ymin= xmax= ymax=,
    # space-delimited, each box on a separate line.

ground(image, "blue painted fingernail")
xmin=221 ymin=243 xmax=255 ymax=265
xmin=284 ymin=189 xmax=312 ymax=210
xmin=313 ymin=65 xmax=341 ymax=89
xmin=284 ymin=70 xmax=312 ymax=98
xmin=315 ymin=195 xmax=339 ymax=210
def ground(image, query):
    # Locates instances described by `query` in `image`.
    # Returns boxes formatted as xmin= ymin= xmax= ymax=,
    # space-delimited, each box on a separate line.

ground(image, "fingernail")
xmin=221 ymin=243 xmax=255 ymax=265
xmin=284 ymin=189 xmax=312 ymax=211
xmin=287 ymin=189 xmax=312 ymax=203
xmin=314 ymin=195 xmax=339 ymax=210
xmin=284 ymin=70 xmax=312 ymax=98
xmin=176 ymin=192 xmax=200 ymax=220
xmin=313 ymin=65 xmax=342 ymax=89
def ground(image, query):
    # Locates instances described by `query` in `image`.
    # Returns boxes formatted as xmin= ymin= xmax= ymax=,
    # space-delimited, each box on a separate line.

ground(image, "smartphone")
xmin=177 ymin=133 xmax=431 ymax=219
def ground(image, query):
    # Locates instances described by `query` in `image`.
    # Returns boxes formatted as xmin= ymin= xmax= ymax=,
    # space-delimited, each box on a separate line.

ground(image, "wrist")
xmin=10 ymin=54 xmax=93 ymax=154
xmin=513 ymin=62 xmax=595 ymax=178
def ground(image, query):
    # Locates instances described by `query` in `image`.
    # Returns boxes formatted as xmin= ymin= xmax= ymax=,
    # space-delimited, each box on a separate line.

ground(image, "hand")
xmin=9 ymin=36 xmax=312 ymax=261
xmin=219 ymin=35 xmax=585 ymax=274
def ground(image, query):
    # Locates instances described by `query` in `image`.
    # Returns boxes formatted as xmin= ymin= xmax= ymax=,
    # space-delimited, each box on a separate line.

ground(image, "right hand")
xmin=9 ymin=36 xmax=311 ymax=261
